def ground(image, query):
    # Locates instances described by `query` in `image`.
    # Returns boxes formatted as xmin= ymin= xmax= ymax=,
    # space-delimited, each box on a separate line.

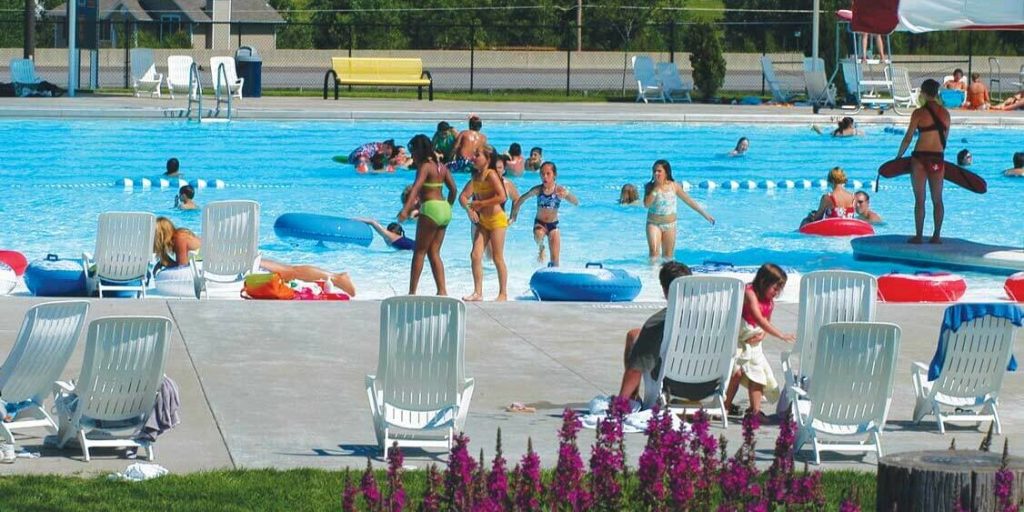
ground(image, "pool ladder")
xmin=184 ymin=61 xmax=232 ymax=122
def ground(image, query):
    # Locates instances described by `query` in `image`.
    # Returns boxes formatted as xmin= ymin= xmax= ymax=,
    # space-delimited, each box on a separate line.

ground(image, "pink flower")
xmin=486 ymin=429 xmax=510 ymax=509
xmin=445 ymin=433 xmax=477 ymax=510
xmin=589 ymin=396 xmax=628 ymax=509
xmin=420 ymin=464 xmax=443 ymax=512
xmin=551 ymin=409 xmax=590 ymax=510
xmin=385 ymin=443 xmax=405 ymax=512
xmin=513 ymin=438 xmax=544 ymax=511
xmin=361 ymin=458 xmax=382 ymax=511
xmin=341 ymin=470 xmax=358 ymax=512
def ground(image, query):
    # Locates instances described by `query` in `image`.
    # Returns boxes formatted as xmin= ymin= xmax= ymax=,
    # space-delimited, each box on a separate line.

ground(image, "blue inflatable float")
xmin=24 ymin=254 xmax=86 ymax=297
xmin=274 ymin=213 xmax=373 ymax=247
xmin=529 ymin=262 xmax=642 ymax=302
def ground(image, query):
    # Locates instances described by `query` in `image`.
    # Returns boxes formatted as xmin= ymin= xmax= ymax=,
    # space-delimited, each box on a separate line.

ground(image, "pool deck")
xmin=0 ymin=95 xmax=1023 ymax=125
xmin=0 ymin=296 xmax=1022 ymax=477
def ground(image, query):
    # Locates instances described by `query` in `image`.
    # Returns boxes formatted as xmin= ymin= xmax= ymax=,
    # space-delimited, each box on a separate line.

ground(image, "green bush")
xmin=685 ymin=21 xmax=726 ymax=101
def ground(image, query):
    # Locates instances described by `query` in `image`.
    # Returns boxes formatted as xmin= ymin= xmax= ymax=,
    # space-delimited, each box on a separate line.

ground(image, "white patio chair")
xmin=55 ymin=316 xmax=171 ymax=461
xmin=780 ymin=270 xmax=877 ymax=401
xmin=9 ymin=58 xmax=44 ymax=97
xmin=761 ymin=55 xmax=798 ymax=103
xmin=366 ymin=296 xmax=475 ymax=458
xmin=0 ymin=301 xmax=90 ymax=444
xmin=210 ymin=56 xmax=244 ymax=99
xmin=803 ymin=57 xmax=837 ymax=108
xmin=888 ymin=66 xmax=920 ymax=109
xmin=656 ymin=62 xmax=692 ymax=103
xmin=82 ymin=212 xmax=156 ymax=298
xmin=631 ymin=55 xmax=664 ymax=104
xmin=792 ymin=322 xmax=901 ymax=465
xmin=912 ymin=310 xmax=1020 ymax=434
xmin=191 ymin=200 xmax=261 ymax=299
xmin=130 ymin=48 xmax=163 ymax=98
xmin=166 ymin=55 xmax=197 ymax=100
xmin=642 ymin=276 xmax=744 ymax=428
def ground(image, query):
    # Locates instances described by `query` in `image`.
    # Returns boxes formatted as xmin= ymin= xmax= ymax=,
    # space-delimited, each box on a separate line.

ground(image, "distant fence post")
xmin=761 ymin=50 xmax=766 ymax=97
xmin=565 ymin=46 xmax=571 ymax=96
xmin=669 ymin=20 xmax=676 ymax=63
xmin=123 ymin=17 xmax=130 ymax=88
xmin=469 ymin=24 xmax=475 ymax=94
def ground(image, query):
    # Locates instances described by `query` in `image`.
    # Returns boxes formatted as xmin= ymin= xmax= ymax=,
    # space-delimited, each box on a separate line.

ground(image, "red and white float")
xmin=0 ymin=249 xmax=28 ymax=276
xmin=1005 ymin=273 xmax=1024 ymax=302
xmin=878 ymin=272 xmax=967 ymax=303
xmin=799 ymin=218 xmax=875 ymax=237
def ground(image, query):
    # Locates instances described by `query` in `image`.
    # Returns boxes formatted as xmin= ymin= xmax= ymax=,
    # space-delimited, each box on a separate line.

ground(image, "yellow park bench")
xmin=323 ymin=57 xmax=434 ymax=101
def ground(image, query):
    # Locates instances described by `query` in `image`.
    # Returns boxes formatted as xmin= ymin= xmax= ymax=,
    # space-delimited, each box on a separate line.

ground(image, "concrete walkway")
xmin=0 ymin=296 xmax=1020 ymax=477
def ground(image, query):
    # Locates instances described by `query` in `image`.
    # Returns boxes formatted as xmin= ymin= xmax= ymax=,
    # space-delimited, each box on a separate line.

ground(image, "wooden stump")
xmin=877 ymin=450 xmax=1024 ymax=511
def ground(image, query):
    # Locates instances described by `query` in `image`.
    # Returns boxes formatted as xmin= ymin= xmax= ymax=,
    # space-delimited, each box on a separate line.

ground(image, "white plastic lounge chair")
xmin=9 ymin=58 xmax=44 ymax=97
xmin=0 ymin=301 xmax=90 ymax=444
xmin=803 ymin=57 xmax=837 ymax=108
xmin=166 ymin=55 xmax=197 ymax=100
xmin=55 ymin=316 xmax=171 ymax=461
xmin=840 ymin=58 xmax=863 ymax=104
xmin=210 ymin=56 xmax=244 ymax=99
xmin=912 ymin=313 xmax=1019 ymax=434
xmin=656 ymin=62 xmax=692 ymax=103
xmin=888 ymin=67 xmax=920 ymax=109
xmin=366 ymin=296 xmax=475 ymax=458
xmin=781 ymin=271 xmax=877 ymax=395
xmin=642 ymin=276 xmax=744 ymax=428
xmin=761 ymin=55 xmax=798 ymax=103
xmin=792 ymin=322 xmax=901 ymax=465
xmin=191 ymin=200 xmax=261 ymax=299
xmin=130 ymin=49 xmax=163 ymax=98
xmin=631 ymin=56 xmax=664 ymax=104
xmin=82 ymin=212 xmax=156 ymax=298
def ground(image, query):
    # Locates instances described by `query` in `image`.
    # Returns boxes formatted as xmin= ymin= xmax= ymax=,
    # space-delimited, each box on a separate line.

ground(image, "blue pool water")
xmin=1 ymin=119 xmax=1021 ymax=301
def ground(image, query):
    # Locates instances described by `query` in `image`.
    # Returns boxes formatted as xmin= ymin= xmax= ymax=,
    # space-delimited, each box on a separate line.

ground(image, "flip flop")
xmin=505 ymin=402 xmax=536 ymax=413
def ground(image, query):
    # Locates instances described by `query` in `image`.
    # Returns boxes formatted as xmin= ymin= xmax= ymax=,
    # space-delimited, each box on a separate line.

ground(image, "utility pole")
xmin=24 ymin=0 xmax=35 ymax=59
xmin=576 ymin=0 xmax=582 ymax=52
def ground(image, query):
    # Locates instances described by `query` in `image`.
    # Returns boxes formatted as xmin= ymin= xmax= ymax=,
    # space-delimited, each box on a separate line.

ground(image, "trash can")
xmin=235 ymin=46 xmax=262 ymax=98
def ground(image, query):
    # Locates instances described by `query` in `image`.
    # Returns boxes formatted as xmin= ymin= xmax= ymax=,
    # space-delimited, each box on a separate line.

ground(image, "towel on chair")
xmin=137 ymin=376 xmax=182 ymax=443
xmin=928 ymin=304 xmax=1024 ymax=381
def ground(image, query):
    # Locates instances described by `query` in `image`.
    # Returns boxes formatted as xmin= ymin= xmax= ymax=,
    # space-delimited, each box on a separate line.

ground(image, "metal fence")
xmin=1 ymin=17 xmax=1021 ymax=98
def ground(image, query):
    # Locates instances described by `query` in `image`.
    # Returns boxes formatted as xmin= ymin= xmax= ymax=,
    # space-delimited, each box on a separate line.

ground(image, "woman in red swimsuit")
xmin=897 ymin=79 xmax=950 ymax=244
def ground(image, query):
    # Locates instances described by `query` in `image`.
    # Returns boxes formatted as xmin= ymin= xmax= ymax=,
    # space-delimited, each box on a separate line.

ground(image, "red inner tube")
xmin=1005 ymin=273 xmax=1024 ymax=302
xmin=0 ymin=250 xmax=28 ymax=276
xmin=878 ymin=273 xmax=967 ymax=302
xmin=799 ymin=218 xmax=875 ymax=237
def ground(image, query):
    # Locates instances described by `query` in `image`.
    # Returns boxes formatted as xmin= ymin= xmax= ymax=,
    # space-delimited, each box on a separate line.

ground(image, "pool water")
xmin=1 ymin=119 xmax=1021 ymax=301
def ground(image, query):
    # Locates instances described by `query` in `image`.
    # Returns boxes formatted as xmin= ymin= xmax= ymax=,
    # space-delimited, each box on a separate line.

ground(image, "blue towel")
xmin=928 ymin=304 xmax=1024 ymax=381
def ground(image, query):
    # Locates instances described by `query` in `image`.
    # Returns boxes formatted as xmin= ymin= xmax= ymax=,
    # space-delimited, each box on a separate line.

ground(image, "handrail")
xmin=213 ymin=62 xmax=233 ymax=120
xmin=185 ymin=62 xmax=203 ymax=122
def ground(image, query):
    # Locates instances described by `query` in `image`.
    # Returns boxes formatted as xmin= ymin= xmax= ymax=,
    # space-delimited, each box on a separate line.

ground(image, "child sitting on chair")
xmin=723 ymin=263 xmax=796 ymax=420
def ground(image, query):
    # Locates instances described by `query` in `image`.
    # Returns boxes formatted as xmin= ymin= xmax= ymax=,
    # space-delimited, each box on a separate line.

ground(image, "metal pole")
xmin=68 ymin=0 xmax=78 ymax=96
xmin=24 ymin=0 xmax=36 ymax=59
xmin=566 ymin=46 xmax=570 ymax=96
xmin=812 ymin=0 xmax=819 ymax=61
xmin=967 ymin=31 xmax=973 ymax=78
xmin=470 ymin=25 xmax=475 ymax=94
xmin=123 ymin=17 xmax=130 ymax=89
xmin=576 ymin=0 xmax=582 ymax=52
xmin=669 ymin=20 xmax=675 ymax=63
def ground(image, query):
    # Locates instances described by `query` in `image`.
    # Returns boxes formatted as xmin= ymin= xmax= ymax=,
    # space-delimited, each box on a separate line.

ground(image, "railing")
xmin=185 ymin=61 xmax=202 ymax=121
xmin=212 ymin=61 xmax=232 ymax=120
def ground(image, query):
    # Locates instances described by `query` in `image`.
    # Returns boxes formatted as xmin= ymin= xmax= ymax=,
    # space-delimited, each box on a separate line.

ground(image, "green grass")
xmin=0 ymin=468 xmax=875 ymax=511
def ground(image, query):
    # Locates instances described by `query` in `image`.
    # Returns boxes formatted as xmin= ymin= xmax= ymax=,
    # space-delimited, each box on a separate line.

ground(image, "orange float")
xmin=878 ymin=272 xmax=967 ymax=303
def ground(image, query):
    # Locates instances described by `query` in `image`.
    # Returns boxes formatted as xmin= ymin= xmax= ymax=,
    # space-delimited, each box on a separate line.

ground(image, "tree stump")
xmin=877 ymin=450 xmax=1024 ymax=511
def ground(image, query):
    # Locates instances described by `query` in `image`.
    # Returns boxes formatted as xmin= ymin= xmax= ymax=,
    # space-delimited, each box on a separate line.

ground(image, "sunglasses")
xmin=856 ymin=199 xmax=866 ymax=204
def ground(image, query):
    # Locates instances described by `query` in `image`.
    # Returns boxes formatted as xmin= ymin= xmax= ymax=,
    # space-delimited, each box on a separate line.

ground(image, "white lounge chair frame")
xmin=366 ymin=296 xmax=474 ymax=458
xmin=0 ymin=301 xmax=89 ymax=444
xmin=131 ymin=49 xmax=163 ymax=98
xmin=642 ymin=276 xmax=744 ymax=428
xmin=792 ymin=322 xmax=901 ymax=465
xmin=210 ymin=56 xmax=244 ymax=99
xmin=912 ymin=314 xmax=1019 ymax=434
xmin=83 ymin=212 xmax=156 ymax=298
xmin=166 ymin=55 xmax=198 ymax=100
xmin=632 ymin=55 xmax=664 ymax=104
xmin=191 ymin=200 xmax=261 ymax=299
xmin=656 ymin=62 xmax=692 ymax=103
xmin=781 ymin=270 xmax=877 ymax=393
xmin=761 ymin=55 xmax=798 ymax=103
xmin=803 ymin=57 xmax=837 ymax=108
xmin=55 ymin=316 xmax=171 ymax=461
xmin=888 ymin=67 xmax=920 ymax=109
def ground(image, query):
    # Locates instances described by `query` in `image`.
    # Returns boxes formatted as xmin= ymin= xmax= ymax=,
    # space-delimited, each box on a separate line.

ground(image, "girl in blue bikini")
xmin=644 ymin=159 xmax=715 ymax=262
xmin=510 ymin=161 xmax=578 ymax=266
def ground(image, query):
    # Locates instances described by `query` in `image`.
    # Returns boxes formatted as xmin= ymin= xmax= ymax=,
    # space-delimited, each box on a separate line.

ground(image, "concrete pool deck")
xmin=0 ymin=95 xmax=1023 ymax=125
xmin=0 ymin=296 xmax=1022 ymax=477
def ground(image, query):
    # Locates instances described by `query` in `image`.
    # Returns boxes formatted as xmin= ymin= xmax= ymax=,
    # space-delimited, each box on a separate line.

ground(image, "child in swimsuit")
xmin=510 ymin=161 xmax=578 ymax=266
xmin=349 ymin=139 xmax=395 ymax=174
xmin=459 ymin=145 xmax=509 ymax=301
xmin=643 ymin=159 xmax=715 ymax=262
xmin=506 ymin=143 xmax=525 ymax=176
xmin=400 ymin=134 xmax=458 ymax=296
xmin=723 ymin=263 xmax=796 ymax=419
xmin=526 ymin=147 xmax=543 ymax=171
xmin=802 ymin=167 xmax=856 ymax=225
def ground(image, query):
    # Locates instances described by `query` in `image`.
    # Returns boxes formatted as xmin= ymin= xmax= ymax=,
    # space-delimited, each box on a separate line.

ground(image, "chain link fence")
xmin=1 ymin=16 xmax=1022 ymax=99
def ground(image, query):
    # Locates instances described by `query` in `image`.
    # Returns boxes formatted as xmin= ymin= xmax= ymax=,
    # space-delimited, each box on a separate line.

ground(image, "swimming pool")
xmin=1 ymin=119 xmax=1021 ymax=301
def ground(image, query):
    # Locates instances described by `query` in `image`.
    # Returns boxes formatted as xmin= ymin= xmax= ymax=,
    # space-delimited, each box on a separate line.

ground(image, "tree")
xmin=686 ymin=21 xmax=725 ymax=100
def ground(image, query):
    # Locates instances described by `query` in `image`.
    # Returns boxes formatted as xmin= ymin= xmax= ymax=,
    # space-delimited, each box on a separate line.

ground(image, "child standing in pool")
xmin=510 ymin=161 xmax=578 ymax=266
xmin=526 ymin=147 xmax=543 ymax=171
xmin=724 ymin=263 xmax=795 ymax=419
xmin=399 ymin=134 xmax=458 ymax=296
xmin=506 ymin=143 xmax=525 ymax=176
xmin=459 ymin=145 xmax=508 ymax=301
xmin=644 ymin=159 xmax=715 ymax=262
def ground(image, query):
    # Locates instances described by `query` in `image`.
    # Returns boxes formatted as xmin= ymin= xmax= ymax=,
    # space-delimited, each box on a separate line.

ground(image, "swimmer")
xmin=389 ymin=145 xmax=414 ymax=169
xmin=993 ymin=90 xmax=1024 ymax=111
xmin=399 ymin=134 xmax=458 ymax=296
xmin=510 ymin=161 xmax=579 ymax=266
xmin=618 ymin=183 xmax=640 ymax=205
xmin=854 ymin=190 xmax=883 ymax=224
xmin=174 ymin=185 xmax=197 ymax=210
xmin=644 ymin=159 xmax=715 ymax=262
xmin=153 ymin=217 xmax=356 ymax=296
xmin=832 ymin=117 xmax=863 ymax=137
xmin=505 ymin=143 xmax=525 ymax=176
xmin=431 ymin=121 xmax=458 ymax=162
xmin=956 ymin=149 xmax=972 ymax=167
xmin=164 ymin=157 xmax=181 ymax=177
xmin=400 ymin=185 xmax=420 ymax=220
xmin=526 ymin=147 xmax=543 ymax=171
xmin=348 ymin=139 xmax=395 ymax=173
xmin=357 ymin=218 xmax=416 ymax=250
xmin=729 ymin=137 xmax=749 ymax=156
xmin=459 ymin=145 xmax=508 ymax=301
xmin=1003 ymin=152 xmax=1024 ymax=177
xmin=801 ymin=167 xmax=856 ymax=226
xmin=452 ymin=115 xmax=488 ymax=160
